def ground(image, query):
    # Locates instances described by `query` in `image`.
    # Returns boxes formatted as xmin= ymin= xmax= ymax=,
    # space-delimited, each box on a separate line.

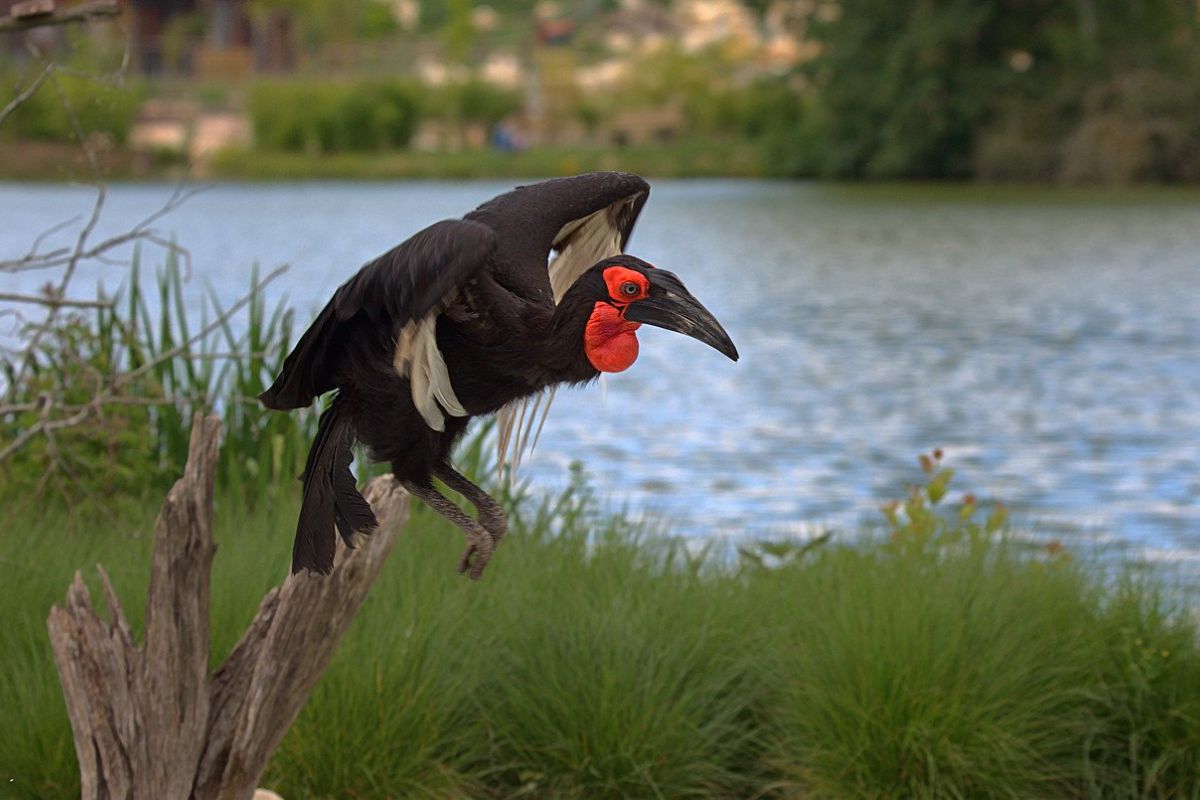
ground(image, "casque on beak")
xmin=623 ymin=270 xmax=739 ymax=361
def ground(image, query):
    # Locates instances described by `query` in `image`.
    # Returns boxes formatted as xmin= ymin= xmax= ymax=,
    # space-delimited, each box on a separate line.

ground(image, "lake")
xmin=3 ymin=180 xmax=1199 ymax=572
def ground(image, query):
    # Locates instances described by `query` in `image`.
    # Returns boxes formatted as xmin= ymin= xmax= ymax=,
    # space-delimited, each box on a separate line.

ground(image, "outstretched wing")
xmin=465 ymin=171 xmax=649 ymax=303
xmin=478 ymin=173 xmax=651 ymax=477
xmin=260 ymin=218 xmax=496 ymax=411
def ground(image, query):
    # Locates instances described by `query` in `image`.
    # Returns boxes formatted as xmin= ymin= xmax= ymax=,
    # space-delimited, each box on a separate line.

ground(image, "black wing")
xmin=261 ymin=218 xmax=496 ymax=410
xmin=464 ymin=172 xmax=649 ymax=302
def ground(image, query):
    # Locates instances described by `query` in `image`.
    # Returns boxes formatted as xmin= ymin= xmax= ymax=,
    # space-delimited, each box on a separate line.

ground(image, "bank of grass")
xmin=0 ymin=138 xmax=765 ymax=181
xmin=3 ymin=458 xmax=1199 ymax=799
xmin=209 ymin=139 xmax=766 ymax=181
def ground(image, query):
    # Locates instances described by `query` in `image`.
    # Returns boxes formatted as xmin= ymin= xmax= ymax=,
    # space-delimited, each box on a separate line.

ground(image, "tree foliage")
xmin=773 ymin=0 xmax=1200 ymax=181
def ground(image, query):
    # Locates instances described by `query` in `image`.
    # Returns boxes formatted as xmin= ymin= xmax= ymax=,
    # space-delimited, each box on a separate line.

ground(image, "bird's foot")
xmin=478 ymin=507 xmax=508 ymax=546
xmin=429 ymin=463 xmax=508 ymax=562
xmin=456 ymin=524 xmax=494 ymax=581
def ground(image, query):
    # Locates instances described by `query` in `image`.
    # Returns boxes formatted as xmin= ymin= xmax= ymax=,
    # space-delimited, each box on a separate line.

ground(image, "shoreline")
xmin=6 ymin=141 xmax=1200 ymax=200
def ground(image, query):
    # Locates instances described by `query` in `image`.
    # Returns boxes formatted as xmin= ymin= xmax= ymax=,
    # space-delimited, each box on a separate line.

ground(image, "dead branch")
xmin=0 ymin=0 xmax=120 ymax=34
xmin=0 ymin=395 xmax=89 ymax=462
xmin=3 ymin=64 xmax=115 ymax=403
xmin=0 ymin=184 xmax=200 ymax=275
xmin=0 ymin=290 xmax=114 ymax=309
xmin=48 ymin=415 xmax=410 ymax=800
xmin=0 ymin=60 xmax=53 ymax=127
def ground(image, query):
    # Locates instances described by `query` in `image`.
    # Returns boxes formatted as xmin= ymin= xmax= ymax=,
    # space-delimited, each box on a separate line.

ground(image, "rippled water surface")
xmin=4 ymin=180 xmax=1199 ymax=567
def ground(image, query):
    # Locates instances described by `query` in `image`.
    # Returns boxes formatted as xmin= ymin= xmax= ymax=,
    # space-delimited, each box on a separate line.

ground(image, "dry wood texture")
xmin=47 ymin=413 xmax=410 ymax=800
xmin=0 ymin=0 xmax=119 ymax=33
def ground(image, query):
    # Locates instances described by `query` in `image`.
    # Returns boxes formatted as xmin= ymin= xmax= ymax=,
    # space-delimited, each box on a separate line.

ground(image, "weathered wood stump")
xmin=47 ymin=414 xmax=409 ymax=800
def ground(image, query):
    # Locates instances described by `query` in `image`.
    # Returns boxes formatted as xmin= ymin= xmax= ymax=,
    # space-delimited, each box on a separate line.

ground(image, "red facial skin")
xmin=584 ymin=266 xmax=650 ymax=372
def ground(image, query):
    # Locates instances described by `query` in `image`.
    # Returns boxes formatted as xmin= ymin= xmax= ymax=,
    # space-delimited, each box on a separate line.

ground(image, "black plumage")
xmin=261 ymin=172 xmax=738 ymax=577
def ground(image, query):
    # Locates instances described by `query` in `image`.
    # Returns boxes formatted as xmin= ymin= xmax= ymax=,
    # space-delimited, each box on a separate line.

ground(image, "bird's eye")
xmin=620 ymin=281 xmax=640 ymax=297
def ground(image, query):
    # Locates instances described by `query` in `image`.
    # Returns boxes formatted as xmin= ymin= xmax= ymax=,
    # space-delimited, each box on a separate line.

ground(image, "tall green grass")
xmin=1 ymin=249 xmax=316 ymax=507
xmin=3 ymin=459 xmax=1199 ymax=799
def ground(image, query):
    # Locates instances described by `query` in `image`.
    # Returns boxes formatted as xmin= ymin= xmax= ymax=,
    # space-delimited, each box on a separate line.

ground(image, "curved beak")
xmin=624 ymin=270 xmax=739 ymax=362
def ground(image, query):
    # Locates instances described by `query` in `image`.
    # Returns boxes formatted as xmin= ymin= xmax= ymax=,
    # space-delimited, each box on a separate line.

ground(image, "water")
xmin=3 ymin=180 xmax=1199 ymax=570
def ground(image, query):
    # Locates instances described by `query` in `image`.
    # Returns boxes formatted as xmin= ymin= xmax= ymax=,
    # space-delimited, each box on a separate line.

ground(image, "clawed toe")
xmin=409 ymin=469 xmax=509 ymax=581
xmin=456 ymin=528 xmax=494 ymax=581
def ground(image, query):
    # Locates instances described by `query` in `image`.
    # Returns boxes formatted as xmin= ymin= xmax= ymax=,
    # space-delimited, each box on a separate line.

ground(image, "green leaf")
xmin=927 ymin=468 xmax=954 ymax=504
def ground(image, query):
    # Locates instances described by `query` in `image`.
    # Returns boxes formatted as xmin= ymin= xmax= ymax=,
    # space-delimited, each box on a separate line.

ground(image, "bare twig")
xmin=0 ymin=60 xmax=53 ymax=127
xmin=0 ymin=186 xmax=201 ymax=275
xmin=0 ymin=0 xmax=121 ymax=34
xmin=0 ymin=291 xmax=114 ymax=310
xmin=0 ymin=400 xmax=41 ymax=414
xmin=5 ymin=71 xmax=108 ymax=394
xmin=3 ymin=87 xmax=198 ymax=403
xmin=28 ymin=213 xmax=82 ymax=254
xmin=0 ymin=397 xmax=91 ymax=463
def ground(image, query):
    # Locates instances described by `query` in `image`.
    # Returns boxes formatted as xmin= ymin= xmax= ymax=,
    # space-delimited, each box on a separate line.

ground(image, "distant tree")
xmin=771 ymin=0 xmax=1200 ymax=181
xmin=786 ymin=0 xmax=1023 ymax=178
xmin=250 ymin=0 xmax=399 ymax=60
xmin=442 ymin=0 xmax=476 ymax=61
xmin=358 ymin=0 xmax=399 ymax=39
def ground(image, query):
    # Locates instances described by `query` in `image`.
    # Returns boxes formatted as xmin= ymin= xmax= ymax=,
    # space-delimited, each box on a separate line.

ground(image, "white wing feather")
xmin=495 ymin=196 xmax=636 ymax=480
xmin=393 ymin=301 xmax=467 ymax=432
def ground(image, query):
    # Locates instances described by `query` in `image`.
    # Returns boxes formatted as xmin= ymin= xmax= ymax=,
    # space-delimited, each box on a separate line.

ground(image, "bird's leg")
xmin=433 ymin=463 xmax=509 ymax=545
xmin=402 ymin=479 xmax=494 ymax=580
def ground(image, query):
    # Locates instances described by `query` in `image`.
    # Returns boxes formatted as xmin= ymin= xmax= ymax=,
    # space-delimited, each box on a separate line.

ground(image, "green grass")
xmin=3 ymin=460 xmax=1200 ymax=799
xmin=209 ymin=139 xmax=767 ymax=181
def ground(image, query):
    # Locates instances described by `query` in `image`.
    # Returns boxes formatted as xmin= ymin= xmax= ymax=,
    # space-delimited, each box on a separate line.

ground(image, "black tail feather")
xmin=260 ymin=301 xmax=339 ymax=411
xmin=292 ymin=399 xmax=378 ymax=575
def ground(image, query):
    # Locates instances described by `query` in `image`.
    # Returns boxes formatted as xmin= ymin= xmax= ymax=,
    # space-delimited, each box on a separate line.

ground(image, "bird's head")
xmin=570 ymin=255 xmax=739 ymax=374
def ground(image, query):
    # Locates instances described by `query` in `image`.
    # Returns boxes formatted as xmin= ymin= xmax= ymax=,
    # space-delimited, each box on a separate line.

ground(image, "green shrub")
xmin=1 ymin=71 xmax=144 ymax=145
xmin=477 ymin=473 xmax=765 ymax=799
xmin=420 ymin=79 xmax=521 ymax=127
xmin=759 ymin=529 xmax=1098 ymax=796
xmin=685 ymin=78 xmax=800 ymax=141
xmin=249 ymin=79 xmax=422 ymax=154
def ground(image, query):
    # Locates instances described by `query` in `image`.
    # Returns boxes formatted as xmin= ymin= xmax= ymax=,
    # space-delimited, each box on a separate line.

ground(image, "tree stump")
xmin=46 ymin=413 xmax=410 ymax=800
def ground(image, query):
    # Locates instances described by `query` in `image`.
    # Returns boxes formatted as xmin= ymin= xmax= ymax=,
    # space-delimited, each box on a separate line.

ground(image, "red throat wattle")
xmin=584 ymin=302 xmax=641 ymax=372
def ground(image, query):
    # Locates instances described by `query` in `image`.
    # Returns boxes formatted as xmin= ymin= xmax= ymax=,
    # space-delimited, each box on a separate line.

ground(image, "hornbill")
xmin=261 ymin=172 xmax=738 ymax=578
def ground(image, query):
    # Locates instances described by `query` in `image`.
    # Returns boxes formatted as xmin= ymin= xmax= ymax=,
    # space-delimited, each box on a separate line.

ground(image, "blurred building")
xmin=601 ymin=0 xmax=676 ymax=53
xmin=137 ymin=0 xmax=301 ymax=75
xmin=0 ymin=0 xmax=295 ymax=73
xmin=676 ymin=0 xmax=759 ymax=55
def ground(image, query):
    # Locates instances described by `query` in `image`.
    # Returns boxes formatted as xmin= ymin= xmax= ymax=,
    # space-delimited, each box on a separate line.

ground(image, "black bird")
xmin=261 ymin=172 xmax=738 ymax=578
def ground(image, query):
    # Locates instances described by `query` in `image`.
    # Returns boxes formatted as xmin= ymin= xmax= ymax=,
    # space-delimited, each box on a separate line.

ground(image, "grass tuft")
xmin=4 ymin=459 xmax=1200 ymax=799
